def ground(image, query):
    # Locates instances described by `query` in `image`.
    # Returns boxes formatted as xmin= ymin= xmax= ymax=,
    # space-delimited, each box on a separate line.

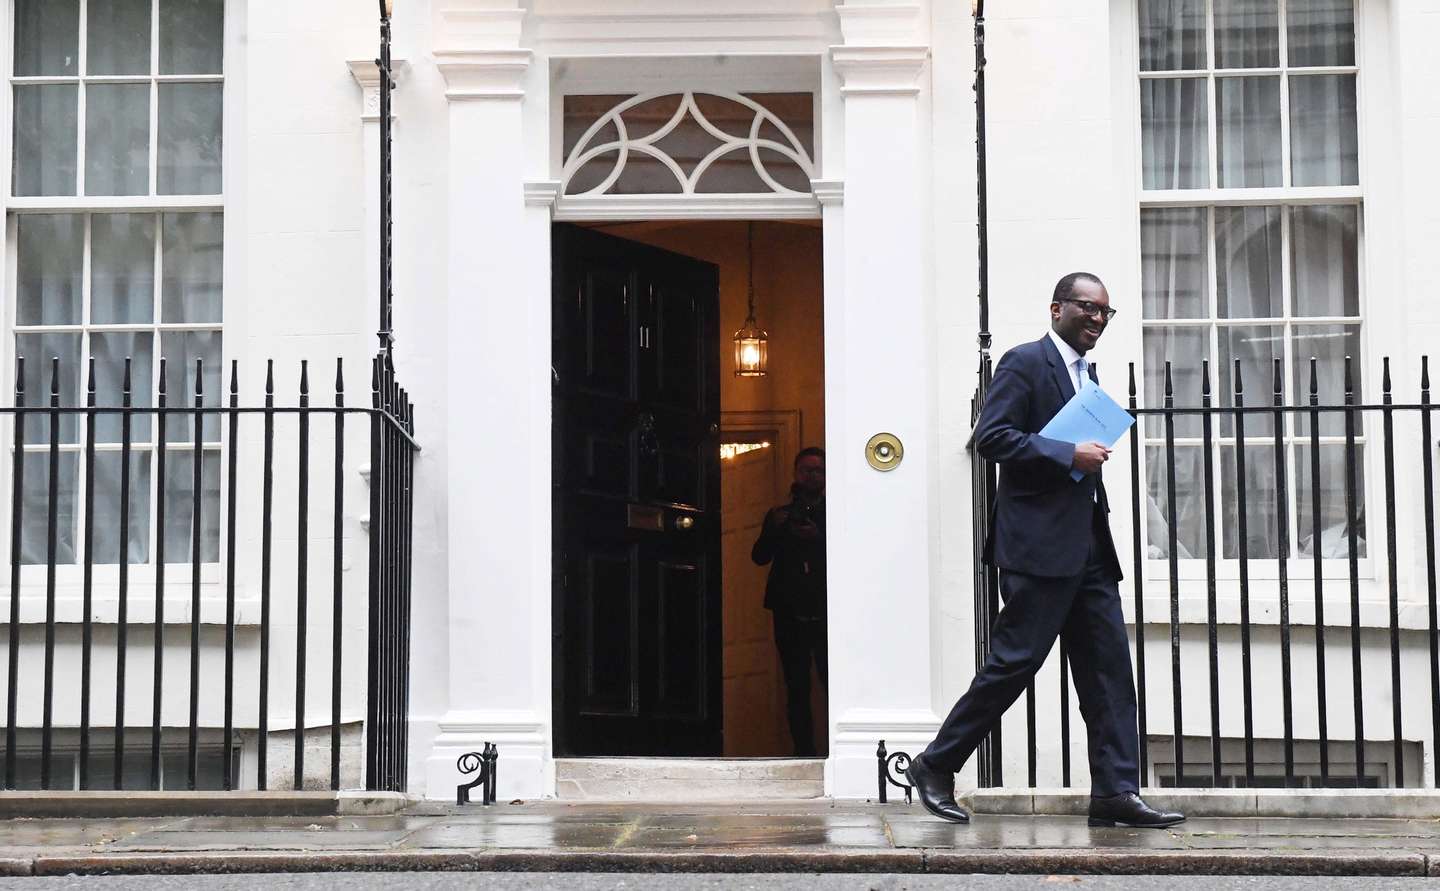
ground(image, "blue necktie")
xmin=1075 ymin=357 xmax=1088 ymax=392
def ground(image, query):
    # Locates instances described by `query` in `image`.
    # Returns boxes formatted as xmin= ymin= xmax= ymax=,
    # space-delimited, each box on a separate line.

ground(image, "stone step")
xmin=554 ymin=758 xmax=826 ymax=801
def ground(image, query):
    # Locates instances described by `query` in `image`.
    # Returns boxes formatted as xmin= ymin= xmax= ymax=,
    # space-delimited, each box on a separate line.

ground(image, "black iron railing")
xmin=0 ymin=351 xmax=417 ymax=792
xmin=970 ymin=353 xmax=1440 ymax=789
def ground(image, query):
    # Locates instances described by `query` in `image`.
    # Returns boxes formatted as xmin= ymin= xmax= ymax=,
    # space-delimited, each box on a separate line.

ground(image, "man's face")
xmin=794 ymin=455 xmax=825 ymax=495
xmin=1050 ymin=278 xmax=1112 ymax=354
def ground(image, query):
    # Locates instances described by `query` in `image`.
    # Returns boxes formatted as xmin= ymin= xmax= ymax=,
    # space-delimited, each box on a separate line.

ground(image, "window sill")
xmin=0 ymin=592 xmax=265 ymax=626
xmin=1123 ymin=592 xmax=1434 ymax=633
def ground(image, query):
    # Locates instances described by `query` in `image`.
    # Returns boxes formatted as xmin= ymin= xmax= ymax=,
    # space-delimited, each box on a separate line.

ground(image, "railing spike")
xmin=1310 ymin=357 xmax=1318 ymax=397
xmin=266 ymin=359 xmax=275 ymax=396
xmin=336 ymin=358 xmax=344 ymax=394
xmin=230 ymin=359 xmax=239 ymax=397
xmin=158 ymin=358 xmax=167 ymax=400
xmin=1423 ymin=355 xmax=1431 ymax=393
xmin=1128 ymin=361 xmax=1137 ymax=399
xmin=122 ymin=356 xmax=132 ymax=395
xmin=1201 ymin=357 xmax=1211 ymax=397
xmin=1383 ymin=356 xmax=1391 ymax=395
xmin=87 ymin=356 xmax=96 ymax=397
xmin=49 ymin=356 xmax=60 ymax=400
xmin=1234 ymin=357 xmax=1244 ymax=397
xmin=195 ymin=358 xmax=203 ymax=397
xmin=1344 ymin=355 xmax=1353 ymax=397
xmin=1273 ymin=357 xmax=1283 ymax=401
xmin=1163 ymin=360 xmax=1173 ymax=401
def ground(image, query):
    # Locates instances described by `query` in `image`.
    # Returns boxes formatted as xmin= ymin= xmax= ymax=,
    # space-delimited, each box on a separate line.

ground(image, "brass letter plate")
xmin=627 ymin=504 xmax=665 ymax=532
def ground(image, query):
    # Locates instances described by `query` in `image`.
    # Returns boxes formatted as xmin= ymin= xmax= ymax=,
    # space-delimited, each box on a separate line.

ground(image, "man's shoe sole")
xmin=904 ymin=765 xmax=970 ymax=824
xmin=1087 ymin=816 xmax=1186 ymax=829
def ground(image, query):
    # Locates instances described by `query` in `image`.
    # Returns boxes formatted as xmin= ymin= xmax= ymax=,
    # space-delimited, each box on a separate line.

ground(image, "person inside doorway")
xmin=751 ymin=447 xmax=828 ymax=756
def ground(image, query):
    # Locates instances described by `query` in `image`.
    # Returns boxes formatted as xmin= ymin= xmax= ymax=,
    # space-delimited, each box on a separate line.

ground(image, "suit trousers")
xmin=921 ymin=522 xmax=1140 ymax=797
xmin=773 ymin=611 xmax=828 ymax=756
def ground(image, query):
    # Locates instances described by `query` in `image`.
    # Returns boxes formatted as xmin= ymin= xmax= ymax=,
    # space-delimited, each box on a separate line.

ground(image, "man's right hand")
xmin=1072 ymin=442 xmax=1111 ymax=475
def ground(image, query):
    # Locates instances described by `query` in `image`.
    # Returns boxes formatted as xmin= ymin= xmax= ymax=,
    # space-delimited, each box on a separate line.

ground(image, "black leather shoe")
xmin=904 ymin=755 xmax=970 ymax=824
xmin=1087 ymin=792 xmax=1185 ymax=828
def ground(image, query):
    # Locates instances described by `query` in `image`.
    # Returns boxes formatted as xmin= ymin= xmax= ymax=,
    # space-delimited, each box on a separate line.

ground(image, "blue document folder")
xmin=1039 ymin=384 xmax=1137 ymax=481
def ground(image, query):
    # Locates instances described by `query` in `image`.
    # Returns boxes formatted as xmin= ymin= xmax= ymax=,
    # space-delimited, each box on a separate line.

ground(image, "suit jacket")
xmin=751 ymin=493 xmax=827 ymax=619
xmin=975 ymin=335 xmax=1122 ymax=579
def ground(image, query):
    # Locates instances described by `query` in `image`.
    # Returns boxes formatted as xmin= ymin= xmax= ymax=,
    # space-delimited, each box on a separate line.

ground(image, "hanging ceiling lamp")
xmin=734 ymin=222 xmax=769 ymax=377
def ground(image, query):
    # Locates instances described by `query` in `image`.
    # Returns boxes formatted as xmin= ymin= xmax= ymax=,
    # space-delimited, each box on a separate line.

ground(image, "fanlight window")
xmin=561 ymin=92 xmax=816 ymax=197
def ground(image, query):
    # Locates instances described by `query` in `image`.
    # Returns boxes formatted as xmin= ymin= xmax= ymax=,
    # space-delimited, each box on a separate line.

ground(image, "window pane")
xmin=158 ymin=84 xmax=222 ymax=195
xmin=84 ymin=749 xmax=149 ymax=791
xmin=13 ymin=85 xmax=78 ymax=197
xmin=1146 ymin=444 xmax=1207 ymax=560
xmin=1217 ymin=76 xmax=1282 ymax=188
xmin=1141 ymin=207 xmax=1208 ymax=320
xmin=1218 ymin=324 xmax=1283 ymax=436
xmin=1291 ymin=205 xmax=1359 ymax=317
xmin=1139 ymin=0 xmax=1206 ymax=71
xmin=1143 ymin=326 xmax=1207 ymax=437
xmin=92 ymin=451 xmax=152 ymax=564
xmin=162 ymin=449 xmax=220 ymax=563
xmin=15 ymin=334 xmax=82 ymax=444
xmin=160 ymin=331 xmax=221 ymax=442
xmin=1295 ymin=444 xmax=1366 ymax=558
xmin=14 ymin=0 xmax=78 ymax=76
xmin=87 ymin=0 xmax=151 ymax=75
xmin=1216 ymin=206 xmax=1282 ymax=318
xmin=158 ymin=0 xmax=223 ymax=75
xmin=85 ymin=84 xmax=150 ymax=196
xmin=92 ymin=214 xmax=156 ymax=324
xmin=1215 ymin=0 xmax=1279 ymax=69
xmin=1141 ymin=78 xmax=1208 ymax=190
xmin=1220 ymin=443 xmax=1280 ymax=559
xmin=20 ymin=450 xmax=79 ymax=565
xmin=1290 ymin=324 xmax=1362 ymax=436
xmin=162 ymin=213 xmax=223 ymax=322
xmin=1287 ymin=0 xmax=1355 ymax=67
xmin=17 ymin=214 xmax=83 ymax=326
xmin=1289 ymin=74 xmax=1358 ymax=187
xmin=91 ymin=331 xmax=154 ymax=442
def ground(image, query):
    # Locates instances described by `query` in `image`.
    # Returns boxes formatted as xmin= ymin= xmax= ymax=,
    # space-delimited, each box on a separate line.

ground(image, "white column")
xmin=424 ymin=1 xmax=552 ymax=800
xmin=825 ymin=2 xmax=942 ymax=798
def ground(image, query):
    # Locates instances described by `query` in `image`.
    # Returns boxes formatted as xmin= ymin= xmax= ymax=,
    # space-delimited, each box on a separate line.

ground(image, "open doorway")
xmin=551 ymin=220 xmax=826 ymax=758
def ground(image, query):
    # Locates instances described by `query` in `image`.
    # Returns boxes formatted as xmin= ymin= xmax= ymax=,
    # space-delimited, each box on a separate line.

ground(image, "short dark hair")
xmin=794 ymin=446 xmax=825 ymax=468
xmin=1052 ymin=272 xmax=1105 ymax=305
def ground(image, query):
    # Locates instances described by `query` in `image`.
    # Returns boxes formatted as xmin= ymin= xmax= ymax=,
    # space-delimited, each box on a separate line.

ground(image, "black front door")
xmin=552 ymin=224 xmax=722 ymax=756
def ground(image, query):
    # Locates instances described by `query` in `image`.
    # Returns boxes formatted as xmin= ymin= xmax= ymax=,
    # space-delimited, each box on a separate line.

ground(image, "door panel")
xmin=553 ymin=224 xmax=722 ymax=756
xmin=580 ymin=548 xmax=638 ymax=716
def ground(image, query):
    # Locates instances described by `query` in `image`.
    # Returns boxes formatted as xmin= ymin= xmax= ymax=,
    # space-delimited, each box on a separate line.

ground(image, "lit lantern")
xmin=733 ymin=222 xmax=769 ymax=377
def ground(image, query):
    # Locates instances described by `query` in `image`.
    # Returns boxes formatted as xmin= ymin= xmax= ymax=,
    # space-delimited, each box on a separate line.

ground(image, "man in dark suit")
xmin=752 ymin=447 xmax=827 ymax=755
xmin=906 ymin=272 xmax=1184 ymax=829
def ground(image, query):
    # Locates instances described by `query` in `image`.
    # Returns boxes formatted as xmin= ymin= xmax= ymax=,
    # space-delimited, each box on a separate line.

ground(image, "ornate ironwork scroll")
xmin=876 ymin=739 xmax=914 ymax=805
xmin=456 ymin=742 xmax=498 ymax=806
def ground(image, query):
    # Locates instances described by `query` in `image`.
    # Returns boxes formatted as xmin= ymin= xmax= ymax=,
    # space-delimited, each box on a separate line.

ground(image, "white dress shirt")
xmin=1047 ymin=329 xmax=1090 ymax=394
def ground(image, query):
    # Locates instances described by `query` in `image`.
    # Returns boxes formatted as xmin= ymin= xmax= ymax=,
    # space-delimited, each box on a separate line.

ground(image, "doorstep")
xmin=0 ymin=790 xmax=413 ymax=819
xmin=554 ymin=758 xmax=826 ymax=801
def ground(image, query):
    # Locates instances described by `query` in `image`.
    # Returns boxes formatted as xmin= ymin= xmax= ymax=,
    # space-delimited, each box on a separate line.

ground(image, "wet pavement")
xmin=0 ymin=801 xmax=1438 ymax=876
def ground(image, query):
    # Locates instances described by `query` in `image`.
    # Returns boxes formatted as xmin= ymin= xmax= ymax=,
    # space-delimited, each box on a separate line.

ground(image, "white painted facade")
xmin=3 ymin=0 xmax=1440 ymax=800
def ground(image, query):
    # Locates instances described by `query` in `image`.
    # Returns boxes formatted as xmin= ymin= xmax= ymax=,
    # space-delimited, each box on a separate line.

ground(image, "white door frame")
xmin=425 ymin=0 xmax=943 ymax=802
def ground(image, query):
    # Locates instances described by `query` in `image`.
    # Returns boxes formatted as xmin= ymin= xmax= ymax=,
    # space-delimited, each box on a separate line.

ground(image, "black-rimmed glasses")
xmin=1058 ymin=298 xmax=1117 ymax=322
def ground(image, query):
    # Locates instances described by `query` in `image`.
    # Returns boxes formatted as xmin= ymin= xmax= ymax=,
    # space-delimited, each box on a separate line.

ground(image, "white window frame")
xmin=1133 ymin=0 xmax=1372 ymax=585
xmin=0 ymin=0 xmax=230 ymax=613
